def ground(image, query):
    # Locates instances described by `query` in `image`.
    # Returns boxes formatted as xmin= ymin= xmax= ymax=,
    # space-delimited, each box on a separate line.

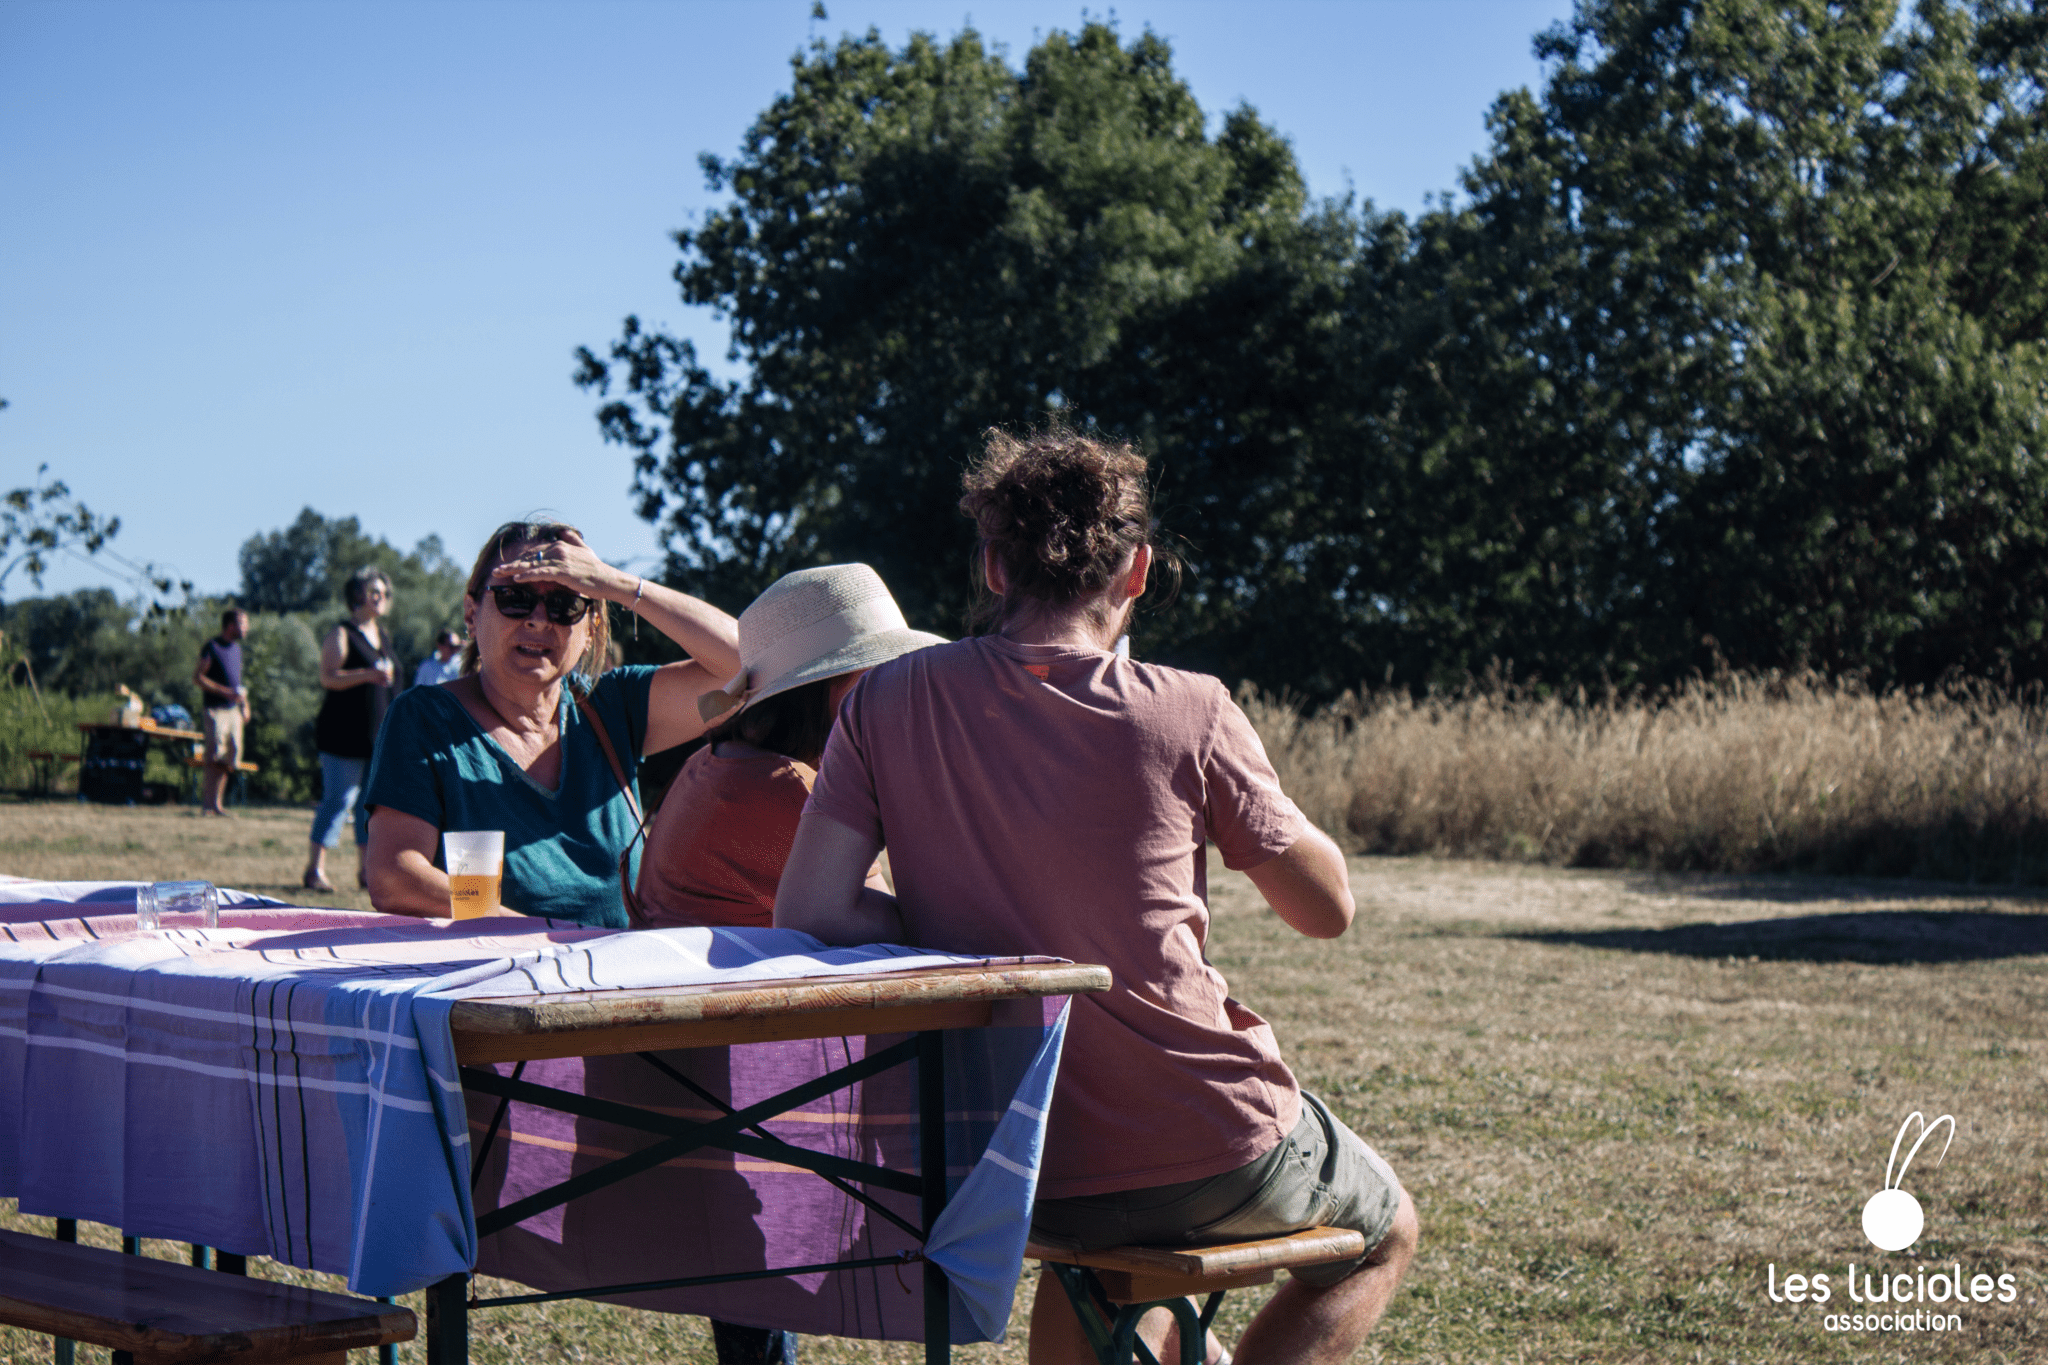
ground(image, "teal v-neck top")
xmin=363 ymin=666 xmax=656 ymax=927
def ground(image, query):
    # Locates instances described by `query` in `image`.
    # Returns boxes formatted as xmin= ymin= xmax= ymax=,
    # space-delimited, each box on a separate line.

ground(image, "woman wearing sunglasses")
xmin=359 ymin=519 xmax=740 ymax=925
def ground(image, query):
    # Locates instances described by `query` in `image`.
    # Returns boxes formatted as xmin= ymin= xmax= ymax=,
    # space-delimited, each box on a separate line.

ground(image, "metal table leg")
xmin=919 ymin=1029 xmax=950 ymax=1365
xmin=53 ymin=1219 xmax=76 ymax=1365
xmin=425 ymin=1272 xmax=469 ymax=1365
xmin=455 ymin=1028 xmax=965 ymax=1362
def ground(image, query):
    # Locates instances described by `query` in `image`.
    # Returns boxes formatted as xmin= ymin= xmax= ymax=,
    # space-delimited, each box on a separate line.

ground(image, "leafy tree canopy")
xmin=1399 ymin=0 xmax=2048 ymax=687
xmin=238 ymin=507 xmax=462 ymax=619
xmin=237 ymin=507 xmax=467 ymax=674
xmin=0 ymin=464 xmax=119 ymax=601
xmin=584 ymin=2 xmax=2048 ymax=697
xmin=1 ymin=401 xmax=123 ymax=602
xmin=576 ymin=22 xmax=1363 ymax=672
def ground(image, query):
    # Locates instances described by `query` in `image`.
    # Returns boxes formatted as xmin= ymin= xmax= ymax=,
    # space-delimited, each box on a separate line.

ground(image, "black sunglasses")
xmin=488 ymin=584 xmax=595 ymax=625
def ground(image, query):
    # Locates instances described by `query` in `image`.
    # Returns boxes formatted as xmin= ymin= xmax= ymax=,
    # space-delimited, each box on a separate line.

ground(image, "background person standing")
xmin=190 ymin=607 xmax=250 ymax=816
xmin=304 ymin=567 xmax=396 ymax=892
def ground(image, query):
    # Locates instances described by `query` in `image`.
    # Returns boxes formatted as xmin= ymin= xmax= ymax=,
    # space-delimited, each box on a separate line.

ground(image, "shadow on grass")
xmin=1618 ymin=870 xmax=2048 ymax=906
xmin=1504 ymin=909 xmax=2048 ymax=963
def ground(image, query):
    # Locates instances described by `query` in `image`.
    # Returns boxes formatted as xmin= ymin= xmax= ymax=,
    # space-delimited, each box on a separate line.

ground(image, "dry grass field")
xmin=0 ymin=800 xmax=2044 ymax=1363
xmin=1249 ymin=674 xmax=2048 ymax=886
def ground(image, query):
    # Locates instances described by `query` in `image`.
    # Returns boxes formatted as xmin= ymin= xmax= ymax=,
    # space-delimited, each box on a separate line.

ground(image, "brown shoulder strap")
xmin=574 ymin=688 xmax=651 ymax=927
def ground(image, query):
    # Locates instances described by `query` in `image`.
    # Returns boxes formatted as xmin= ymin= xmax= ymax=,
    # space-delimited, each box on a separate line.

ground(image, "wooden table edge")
xmin=448 ymin=961 xmax=1110 ymax=1063
xmin=448 ymin=961 xmax=1109 ymax=1033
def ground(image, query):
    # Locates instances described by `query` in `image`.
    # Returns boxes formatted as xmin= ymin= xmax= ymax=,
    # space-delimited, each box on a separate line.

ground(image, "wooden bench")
xmin=1028 ymin=1227 xmax=1366 ymax=1365
xmin=0 ymin=1229 xmax=415 ymax=1365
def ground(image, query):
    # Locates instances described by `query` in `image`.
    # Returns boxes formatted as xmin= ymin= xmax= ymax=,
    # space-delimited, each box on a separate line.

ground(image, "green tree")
xmin=1 ymin=397 xmax=122 ymax=602
xmin=0 ymin=589 xmax=145 ymax=696
xmin=577 ymin=23 xmax=1371 ymax=678
xmin=0 ymin=465 xmax=120 ymax=601
xmin=1 ymin=401 xmax=191 ymax=613
xmin=1668 ymin=0 xmax=2048 ymax=683
xmin=1377 ymin=0 xmax=2048 ymax=689
xmin=586 ymin=3 xmax=2048 ymax=699
xmin=238 ymin=508 xmax=468 ymax=673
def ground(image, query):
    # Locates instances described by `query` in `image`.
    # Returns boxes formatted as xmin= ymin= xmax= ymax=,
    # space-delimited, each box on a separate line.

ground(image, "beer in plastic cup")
xmin=442 ymin=831 xmax=505 ymax=919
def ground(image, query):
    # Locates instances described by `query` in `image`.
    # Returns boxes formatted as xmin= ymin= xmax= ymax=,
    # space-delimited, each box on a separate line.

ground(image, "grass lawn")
xmin=0 ymin=800 xmax=2043 ymax=1363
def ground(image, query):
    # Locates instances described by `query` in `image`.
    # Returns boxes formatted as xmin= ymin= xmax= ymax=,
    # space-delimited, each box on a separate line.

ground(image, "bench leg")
xmin=1044 ymin=1264 xmax=1227 ymax=1365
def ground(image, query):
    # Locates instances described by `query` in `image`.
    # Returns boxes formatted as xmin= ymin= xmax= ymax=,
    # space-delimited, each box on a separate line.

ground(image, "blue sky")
xmin=2 ymin=0 xmax=1574 ymax=604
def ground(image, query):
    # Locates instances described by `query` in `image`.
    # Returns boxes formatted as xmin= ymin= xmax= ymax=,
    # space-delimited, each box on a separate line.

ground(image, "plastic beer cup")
xmin=443 ymin=831 xmax=505 ymax=919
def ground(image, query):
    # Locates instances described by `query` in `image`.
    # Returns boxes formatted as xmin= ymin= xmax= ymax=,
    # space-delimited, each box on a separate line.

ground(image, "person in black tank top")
xmin=304 ymin=567 xmax=396 ymax=892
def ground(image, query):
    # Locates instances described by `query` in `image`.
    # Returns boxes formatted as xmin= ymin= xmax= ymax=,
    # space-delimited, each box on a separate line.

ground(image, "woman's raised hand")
xmin=491 ymin=529 xmax=635 ymax=603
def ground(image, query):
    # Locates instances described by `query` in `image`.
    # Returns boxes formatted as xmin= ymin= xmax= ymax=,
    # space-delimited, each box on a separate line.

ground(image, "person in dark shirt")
xmin=304 ymin=568 xmax=396 ymax=891
xmin=191 ymin=608 xmax=250 ymax=816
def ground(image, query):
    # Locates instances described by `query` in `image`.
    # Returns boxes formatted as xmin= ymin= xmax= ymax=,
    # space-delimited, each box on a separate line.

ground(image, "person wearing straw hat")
xmin=633 ymin=563 xmax=945 ymax=929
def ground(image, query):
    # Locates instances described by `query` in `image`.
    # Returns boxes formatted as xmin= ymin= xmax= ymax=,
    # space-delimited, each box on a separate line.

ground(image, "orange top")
xmin=634 ymin=744 xmax=815 ymax=929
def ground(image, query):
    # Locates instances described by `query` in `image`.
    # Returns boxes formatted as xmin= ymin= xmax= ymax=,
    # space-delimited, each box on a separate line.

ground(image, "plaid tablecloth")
xmin=0 ymin=881 xmax=1069 ymax=1342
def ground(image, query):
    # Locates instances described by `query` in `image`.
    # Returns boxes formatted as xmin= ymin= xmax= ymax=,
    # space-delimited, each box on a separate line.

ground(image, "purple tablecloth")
xmin=0 ymin=880 xmax=1071 ymax=1343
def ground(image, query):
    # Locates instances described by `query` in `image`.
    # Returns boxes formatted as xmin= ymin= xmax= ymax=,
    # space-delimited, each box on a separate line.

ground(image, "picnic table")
xmin=0 ymin=882 xmax=1108 ymax=1365
xmin=72 ymin=722 xmax=205 ymax=804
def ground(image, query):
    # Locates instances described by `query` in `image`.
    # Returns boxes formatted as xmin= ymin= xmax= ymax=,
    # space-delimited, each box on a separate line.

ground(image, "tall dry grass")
xmin=1246 ymin=673 xmax=2048 ymax=883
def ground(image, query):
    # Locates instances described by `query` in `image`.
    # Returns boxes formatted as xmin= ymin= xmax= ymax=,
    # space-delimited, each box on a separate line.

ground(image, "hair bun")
xmin=960 ymin=425 xmax=1173 ymax=627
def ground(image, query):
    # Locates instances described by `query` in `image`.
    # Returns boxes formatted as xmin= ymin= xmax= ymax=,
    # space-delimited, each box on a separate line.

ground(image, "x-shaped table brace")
xmin=424 ymin=1031 xmax=953 ymax=1365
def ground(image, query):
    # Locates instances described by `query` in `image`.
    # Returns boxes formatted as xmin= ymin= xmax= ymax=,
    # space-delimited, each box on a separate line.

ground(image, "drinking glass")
xmin=136 ymin=880 xmax=220 ymax=931
xmin=442 ymin=831 xmax=505 ymax=919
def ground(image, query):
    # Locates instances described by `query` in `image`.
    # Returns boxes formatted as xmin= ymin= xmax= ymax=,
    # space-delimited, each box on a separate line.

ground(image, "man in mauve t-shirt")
xmin=807 ymin=634 xmax=1321 ymax=1195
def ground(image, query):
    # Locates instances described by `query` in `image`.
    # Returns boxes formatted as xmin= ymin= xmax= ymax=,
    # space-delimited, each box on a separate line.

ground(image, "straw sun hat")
xmin=697 ymin=564 xmax=947 ymax=723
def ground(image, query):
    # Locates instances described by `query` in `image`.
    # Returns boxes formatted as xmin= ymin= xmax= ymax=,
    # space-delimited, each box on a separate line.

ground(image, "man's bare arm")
xmin=774 ymin=812 xmax=904 ymax=945
xmin=1243 ymin=827 xmax=1355 ymax=939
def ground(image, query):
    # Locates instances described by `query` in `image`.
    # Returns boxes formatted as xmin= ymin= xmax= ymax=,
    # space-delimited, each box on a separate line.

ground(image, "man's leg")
xmin=1231 ymin=1189 xmax=1418 ymax=1365
xmin=1030 ymin=1195 xmax=1415 ymax=1365
xmin=1027 ymin=1268 xmax=1097 ymax=1365
xmin=201 ymin=761 xmax=230 ymax=815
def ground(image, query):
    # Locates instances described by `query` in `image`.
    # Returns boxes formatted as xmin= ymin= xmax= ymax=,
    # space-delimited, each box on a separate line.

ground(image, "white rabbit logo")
xmin=1861 ymin=1111 xmax=1955 ymax=1252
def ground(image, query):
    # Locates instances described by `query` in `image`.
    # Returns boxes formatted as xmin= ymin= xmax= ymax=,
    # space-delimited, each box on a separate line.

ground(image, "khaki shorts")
xmin=202 ymin=706 xmax=244 ymax=767
xmin=1030 ymin=1091 xmax=1403 ymax=1287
